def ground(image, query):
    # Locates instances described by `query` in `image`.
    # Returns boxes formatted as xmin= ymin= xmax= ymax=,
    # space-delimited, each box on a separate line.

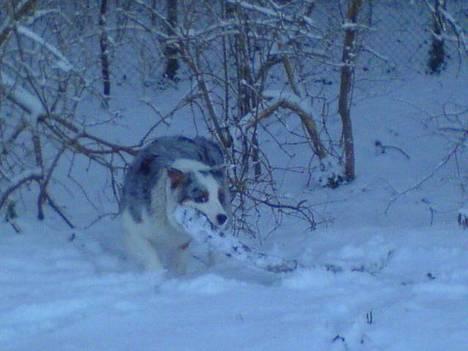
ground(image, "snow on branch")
xmin=225 ymin=0 xmax=318 ymax=30
xmin=423 ymin=0 xmax=467 ymax=63
xmin=0 ymin=73 xmax=45 ymax=123
xmin=341 ymin=21 xmax=370 ymax=31
xmin=220 ymin=0 xmax=322 ymax=41
xmin=0 ymin=0 xmax=37 ymax=48
xmin=16 ymin=25 xmax=73 ymax=72
xmin=129 ymin=0 xmax=322 ymax=45
xmin=439 ymin=8 xmax=467 ymax=52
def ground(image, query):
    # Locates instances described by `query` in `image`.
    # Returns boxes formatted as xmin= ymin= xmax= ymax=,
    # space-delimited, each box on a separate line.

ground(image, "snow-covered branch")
xmin=225 ymin=0 xmax=319 ymax=31
xmin=16 ymin=25 xmax=73 ymax=72
xmin=439 ymin=8 xmax=467 ymax=54
xmin=0 ymin=0 xmax=37 ymax=48
xmin=0 ymin=73 xmax=45 ymax=123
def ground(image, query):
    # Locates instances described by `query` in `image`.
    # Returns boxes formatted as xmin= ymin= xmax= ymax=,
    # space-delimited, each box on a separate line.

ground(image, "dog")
xmin=120 ymin=136 xmax=231 ymax=274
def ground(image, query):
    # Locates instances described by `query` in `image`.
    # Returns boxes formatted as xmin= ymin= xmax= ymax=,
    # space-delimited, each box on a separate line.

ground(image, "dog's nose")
xmin=216 ymin=214 xmax=227 ymax=226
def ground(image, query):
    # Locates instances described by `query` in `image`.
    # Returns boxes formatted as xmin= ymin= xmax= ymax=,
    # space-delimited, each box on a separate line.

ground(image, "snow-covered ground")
xmin=1 ymin=62 xmax=467 ymax=350
xmin=1 ymin=217 xmax=467 ymax=350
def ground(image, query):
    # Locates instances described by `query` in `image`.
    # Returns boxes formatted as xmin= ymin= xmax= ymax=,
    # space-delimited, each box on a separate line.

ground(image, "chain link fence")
xmin=362 ymin=0 xmax=466 ymax=73
xmin=106 ymin=0 xmax=467 ymax=90
xmin=309 ymin=0 xmax=466 ymax=75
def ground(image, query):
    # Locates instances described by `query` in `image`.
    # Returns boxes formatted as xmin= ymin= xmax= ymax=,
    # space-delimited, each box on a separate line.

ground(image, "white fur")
xmin=122 ymin=159 xmax=226 ymax=274
xmin=122 ymin=168 xmax=191 ymax=274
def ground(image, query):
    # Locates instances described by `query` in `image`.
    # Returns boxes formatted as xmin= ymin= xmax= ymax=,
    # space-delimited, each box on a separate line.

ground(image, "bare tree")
xmin=114 ymin=0 xmax=336 ymax=233
xmin=0 ymin=0 xmax=366 ymax=233
xmin=0 ymin=1 xmax=135 ymax=228
xmin=5 ymin=0 xmax=461 ymax=235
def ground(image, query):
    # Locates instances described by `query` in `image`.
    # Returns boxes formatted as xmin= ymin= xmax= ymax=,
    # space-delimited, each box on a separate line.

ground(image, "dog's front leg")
xmin=124 ymin=231 xmax=164 ymax=272
xmin=170 ymin=241 xmax=191 ymax=275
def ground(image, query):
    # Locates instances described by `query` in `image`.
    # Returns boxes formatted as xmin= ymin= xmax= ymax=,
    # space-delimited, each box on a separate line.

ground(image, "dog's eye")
xmin=218 ymin=189 xmax=225 ymax=204
xmin=194 ymin=192 xmax=209 ymax=203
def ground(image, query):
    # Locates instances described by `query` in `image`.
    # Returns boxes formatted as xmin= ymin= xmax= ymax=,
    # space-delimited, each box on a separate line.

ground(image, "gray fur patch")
xmin=120 ymin=136 xmax=225 ymax=222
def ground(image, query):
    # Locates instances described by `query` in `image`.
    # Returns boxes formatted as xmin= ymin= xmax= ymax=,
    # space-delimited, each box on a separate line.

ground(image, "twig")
xmin=375 ymin=140 xmax=411 ymax=160
xmin=0 ymin=169 xmax=42 ymax=209
xmin=385 ymin=144 xmax=461 ymax=214
xmin=246 ymin=192 xmax=316 ymax=230
xmin=46 ymin=194 xmax=75 ymax=229
xmin=245 ymin=97 xmax=327 ymax=159
xmin=37 ymin=145 xmax=66 ymax=220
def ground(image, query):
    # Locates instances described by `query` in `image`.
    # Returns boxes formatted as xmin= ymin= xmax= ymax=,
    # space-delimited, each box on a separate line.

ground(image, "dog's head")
xmin=166 ymin=159 xmax=231 ymax=230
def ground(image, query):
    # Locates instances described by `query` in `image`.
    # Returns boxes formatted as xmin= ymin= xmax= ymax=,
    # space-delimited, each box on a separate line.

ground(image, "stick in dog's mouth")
xmin=177 ymin=206 xmax=218 ymax=232
xmin=193 ymin=208 xmax=218 ymax=231
xmin=174 ymin=205 xmax=298 ymax=274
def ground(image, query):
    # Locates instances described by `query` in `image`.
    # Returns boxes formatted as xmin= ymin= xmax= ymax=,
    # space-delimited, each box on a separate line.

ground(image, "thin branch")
xmin=37 ymin=144 xmax=66 ymax=220
xmin=0 ymin=0 xmax=37 ymax=48
xmin=246 ymin=98 xmax=327 ymax=159
xmin=0 ymin=168 xmax=42 ymax=209
xmin=46 ymin=194 xmax=75 ymax=228
xmin=385 ymin=143 xmax=463 ymax=214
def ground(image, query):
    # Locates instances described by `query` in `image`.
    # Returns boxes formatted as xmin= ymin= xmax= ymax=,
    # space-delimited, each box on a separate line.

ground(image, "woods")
xmin=0 ymin=0 xmax=466 ymax=232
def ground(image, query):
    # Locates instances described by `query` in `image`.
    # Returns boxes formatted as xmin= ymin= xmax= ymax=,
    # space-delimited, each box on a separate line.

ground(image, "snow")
xmin=2 ymin=74 xmax=468 ymax=350
xmin=0 ymin=73 xmax=45 ymax=122
xmin=1 ymin=221 xmax=467 ymax=350
xmin=2 ymin=78 xmax=467 ymax=350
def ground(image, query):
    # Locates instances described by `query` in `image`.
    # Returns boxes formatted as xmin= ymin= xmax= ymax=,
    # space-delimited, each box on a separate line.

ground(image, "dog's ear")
xmin=167 ymin=167 xmax=186 ymax=189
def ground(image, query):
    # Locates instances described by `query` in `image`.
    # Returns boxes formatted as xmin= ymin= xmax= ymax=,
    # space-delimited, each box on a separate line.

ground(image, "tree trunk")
xmin=164 ymin=0 xmax=179 ymax=81
xmin=338 ymin=0 xmax=363 ymax=182
xmin=99 ymin=0 xmax=111 ymax=98
xmin=428 ymin=0 xmax=447 ymax=74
